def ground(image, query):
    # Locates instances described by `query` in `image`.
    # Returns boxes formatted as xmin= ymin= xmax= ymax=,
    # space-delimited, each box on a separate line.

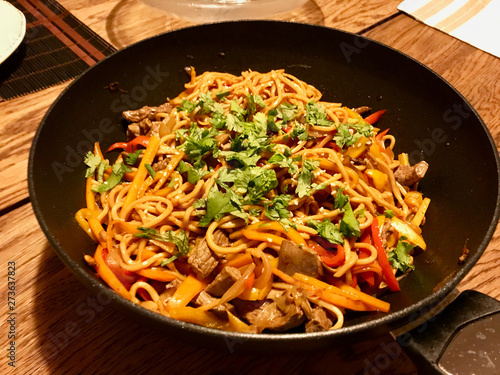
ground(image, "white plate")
xmin=0 ymin=0 xmax=26 ymax=64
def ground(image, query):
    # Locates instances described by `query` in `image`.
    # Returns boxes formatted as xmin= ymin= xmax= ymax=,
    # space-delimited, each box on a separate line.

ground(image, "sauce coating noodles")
xmin=78 ymin=69 xmax=430 ymax=333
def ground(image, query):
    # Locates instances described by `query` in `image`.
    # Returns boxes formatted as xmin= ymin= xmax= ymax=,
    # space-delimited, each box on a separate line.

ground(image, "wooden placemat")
xmin=0 ymin=0 xmax=116 ymax=101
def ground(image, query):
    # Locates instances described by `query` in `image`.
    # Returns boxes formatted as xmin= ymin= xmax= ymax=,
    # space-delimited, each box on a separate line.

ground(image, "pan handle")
xmin=394 ymin=290 xmax=500 ymax=374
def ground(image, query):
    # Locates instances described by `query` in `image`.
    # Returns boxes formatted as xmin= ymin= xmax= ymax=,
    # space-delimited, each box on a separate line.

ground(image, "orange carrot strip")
xmin=246 ymin=221 xmax=306 ymax=246
xmin=136 ymin=268 xmax=177 ymax=282
xmin=225 ymin=253 xmax=254 ymax=268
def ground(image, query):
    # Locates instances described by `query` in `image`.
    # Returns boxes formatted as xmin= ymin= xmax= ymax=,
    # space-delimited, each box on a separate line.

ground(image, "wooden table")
xmin=1 ymin=0 xmax=499 ymax=374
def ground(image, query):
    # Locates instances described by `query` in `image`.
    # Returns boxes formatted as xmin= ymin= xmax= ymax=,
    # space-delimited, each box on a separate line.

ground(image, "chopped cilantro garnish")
xmin=125 ymin=150 xmax=142 ymax=165
xmin=215 ymin=90 xmax=230 ymax=100
xmin=268 ymin=152 xmax=300 ymax=176
xmin=199 ymin=186 xmax=243 ymax=227
xmin=145 ymin=163 xmax=156 ymax=179
xmin=339 ymin=201 xmax=361 ymax=238
xmin=307 ymin=218 xmax=344 ymax=245
xmin=334 ymin=187 xmax=349 ymax=210
xmin=84 ymin=151 xmax=104 ymax=178
xmin=247 ymin=94 xmax=266 ymax=115
xmin=384 ymin=209 xmax=395 ymax=218
xmin=278 ymin=103 xmax=299 ymax=123
xmin=296 ymin=159 xmax=319 ymax=198
xmin=177 ymin=123 xmax=219 ymax=165
xmin=91 ymin=162 xmax=131 ymax=193
xmin=135 ymin=227 xmax=190 ymax=264
xmin=306 ymin=101 xmax=333 ymax=126
xmin=176 ymin=160 xmax=209 ymax=184
xmin=178 ymin=99 xmax=197 ymax=113
xmin=388 ymin=237 xmax=415 ymax=273
xmin=264 ymin=194 xmax=292 ymax=222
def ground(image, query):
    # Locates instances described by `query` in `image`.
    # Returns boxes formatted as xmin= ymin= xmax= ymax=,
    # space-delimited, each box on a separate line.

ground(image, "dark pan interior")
xmin=28 ymin=21 xmax=500 ymax=350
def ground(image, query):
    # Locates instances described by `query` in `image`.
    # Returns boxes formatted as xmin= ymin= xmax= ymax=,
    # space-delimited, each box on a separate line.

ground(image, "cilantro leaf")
xmin=199 ymin=186 xmax=240 ymax=227
xmin=178 ymin=99 xmax=197 ymax=113
xmin=333 ymin=123 xmax=361 ymax=149
xmin=289 ymin=123 xmax=310 ymax=141
xmin=216 ymin=90 xmax=230 ymax=100
xmin=307 ymin=219 xmax=344 ymax=245
xmin=177 ymin=123 xmax=219 ymax=164
xmin=91 ymin=162 xmax=131 ymax=193
xmin=339 ymin=202 xmax=361 ymax=238
xmin=265 ymin=194 xmax=292 ymax=222
xmin=247 ymin=168 xmax=278 ymax=203
xmin=349 ymin=118 xmax=373 ymax=137
xmin=278 ymin=103 xmax=299 ymax=123
xmin=296 ymin=159 xmax=319 ymax=198
xmin=135 ymin=227 xmax=190 ymax=264
xmin=176 ymin=160 xmax=209 ymax=184
xmin=230 ymin=100 xmax=246 ymax=118
xmin=334 ymin=187 xmax=349 ymax=210
xmin=384 ymin=209 xmax=395 ymax=218
xmin=84 ymin=151 xmax=104 ymax=178
xmin=247 ymin=94 xmax=265 ymax=115
xmin=387 ymin=237 xmax=416 ymax=273
xmin=220 ymin=148 xmax=262 ymax=168
xmin=306 ymin=101 xmax=333 ymax=126
xmin=268 ymin=152 xmax=300 ymax=176
xmin=125 ymin=150 xmax=142 ymax=165
xmin=198 ymin=93 xmax=224 ymax=114
xmin=145 ymin=164 xmax=156 ymax=178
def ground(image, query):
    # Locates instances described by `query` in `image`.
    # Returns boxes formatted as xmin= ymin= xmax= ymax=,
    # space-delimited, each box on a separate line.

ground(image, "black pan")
xmin=28 ymin=21 xmax=500 ymax=356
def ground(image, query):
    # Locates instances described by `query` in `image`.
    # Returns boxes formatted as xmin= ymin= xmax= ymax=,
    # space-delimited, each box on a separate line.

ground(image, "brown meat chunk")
xmin=204 ymin=266 xmax=241 ymax=297
xmin=126 ymin=118 xmax=162 ymax=139
xmin=305 ymin=307 xmax=333 ymax=333
xmin=278 ymin=240 xmax=322 ymax=278
xmin=123 ymin=103 xmax=172 ymax=123
xmin=213 ymin=230 xmax=231 ymax=247
xmin=233 ymin=299 xmax=305 ymax=332
xmin=192 ymin=291 xmax=236 ymax=320
xmin=187 ymin=238 xmax=219 ymax=279
xmin=353 ymin=106 xmax=371 ymax=115
xmin=380 ymin=219 xmax=394 ymax=248
xmin=394 ymin=161 xmax=429 ymax=186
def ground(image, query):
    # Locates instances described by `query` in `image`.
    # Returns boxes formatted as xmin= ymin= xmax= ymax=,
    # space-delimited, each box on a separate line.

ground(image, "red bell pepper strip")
xmin=375 ymin=128 xmax=390 ymax=141
xmin=307 ymin=240 xmax=345 ymax=267
xmin=364 ymin=109 xmax=387 ymax=125
xmin=107 ymin=136 xmax=151 ymax=153
xmin=370 ymin=219 xmax=400 ymax=292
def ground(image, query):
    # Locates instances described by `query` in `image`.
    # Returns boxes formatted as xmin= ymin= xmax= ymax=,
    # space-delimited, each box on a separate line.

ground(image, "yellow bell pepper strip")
xmin=364 ymin=109 xmax=387 ymax=125
xmin=390 ymin=217 xmax=427 ymax=250
xmin=167 ymin=273 xmax=207 ymax=310
xmin=226 ymin=310 xmax=256 ymax=333
xmin=94 ymin=245 xmax=131 ymax=300
xmin=123 ymin=135 xmax=161 ymax=209
xmin=365 ymin=169 xmax=389 ymax=192
xmin=245 ymin=221 xmax=306 ymax=246
xmin=238 ymin=280 xmax=272 ymax=301
xmin=168 ymin=306 xmax=231 ymax=330
xmin=398 ymin=152 xmax=410 ymax=166
xmin=75 ymin=208 xmax=98 ymax=242
xmin=411 ymin=198 xmax=431 ymax=227
xmin=345 ymin=136 xmax=369 ymax=159
xmin=371 ymin=219 xmax=400 ymax=292
xmin=344 ymin=107 xmax=364 ymax=120
xmin=136 ymin=267 xmax=177 ymax=282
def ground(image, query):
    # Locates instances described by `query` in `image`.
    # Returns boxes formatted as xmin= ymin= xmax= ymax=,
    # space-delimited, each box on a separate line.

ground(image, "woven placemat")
xmin=0 ymin=0 xmax=117 ymax=101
